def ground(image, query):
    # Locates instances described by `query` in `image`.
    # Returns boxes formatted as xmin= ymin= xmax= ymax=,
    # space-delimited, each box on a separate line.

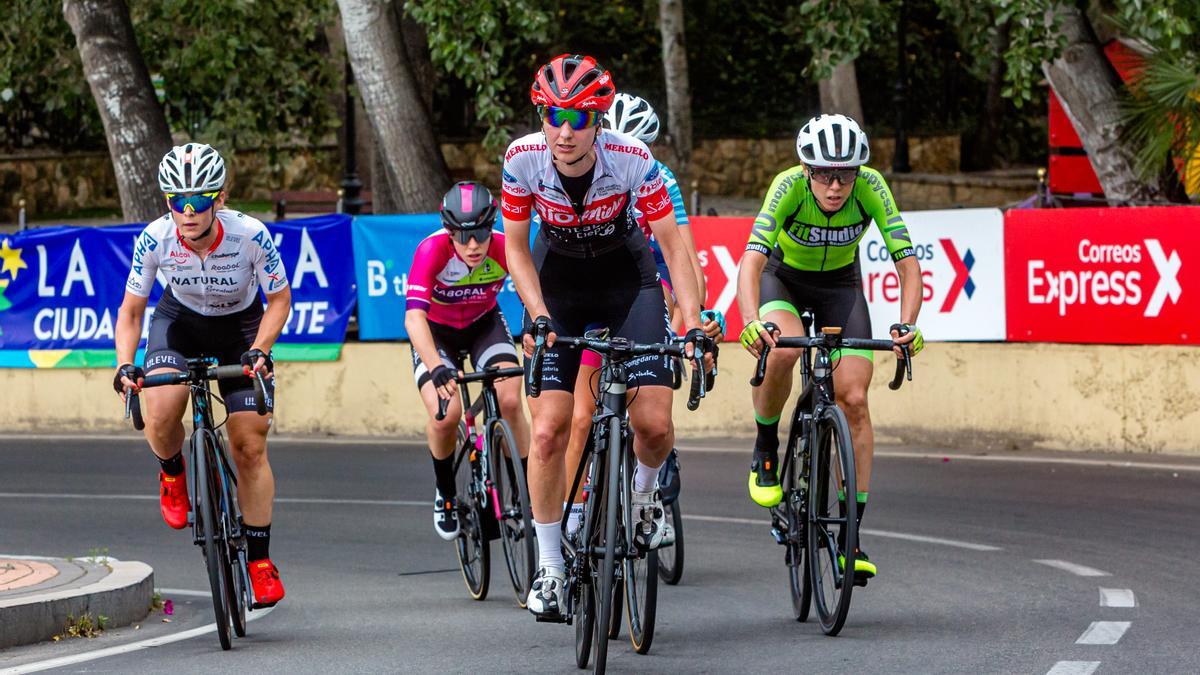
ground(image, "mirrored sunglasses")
xmin=808 ymin=168 xmax=859 ymax=186
xmin=539 ymin=106 xmax=602 ymax=131
xmin=166 ymin=191 xmax=220 ymax=214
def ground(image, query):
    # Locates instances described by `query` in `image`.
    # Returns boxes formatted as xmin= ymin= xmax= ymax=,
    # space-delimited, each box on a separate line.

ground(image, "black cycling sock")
xmin=432 ymin=454 xmax=456 ymax=499
xmin=754 ymin=415 xmax=780 ymax=458
xmin=158 ymin=451 xmax=184 ymax=477
xmin=856 ymin=493 xmax=868 ymax=528
xmin=245 ymin=523 xmax=271 ymax=561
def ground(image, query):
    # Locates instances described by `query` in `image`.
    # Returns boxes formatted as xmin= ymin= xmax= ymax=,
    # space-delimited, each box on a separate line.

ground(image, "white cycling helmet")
xmin=604 ymin=93 xmax=661 ymax=144
xmin=795 ymin=114 xmax=870 ymax=168
xmin=158 ymin=143 xmax=226 ymax=193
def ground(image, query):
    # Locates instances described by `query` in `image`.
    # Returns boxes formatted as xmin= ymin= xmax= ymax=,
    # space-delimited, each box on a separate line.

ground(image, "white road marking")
xmin=0 ymin=492 xmax=425 ymax=507
xmin=680 ymin=514 xmax=1001 ymax=551
xmin=1034 ymin=559 xmax=1111 ymax=577
xmin=0 ymin=596 xmax=274 ymax=674
xmin=1076 ymin=620 xmax=1131 ymax=645
xmin=1046 ymin=662 xmax=1101 ymax=675
xmin=1099 ymin=588 xmax=1136 ymax=607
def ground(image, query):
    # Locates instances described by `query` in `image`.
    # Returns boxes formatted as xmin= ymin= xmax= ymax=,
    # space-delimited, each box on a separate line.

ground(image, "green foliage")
xmin=997 ymin=1 xmax=1069 ymax=107
xmin=1109 ymin=0 xmax=1200 ymax=186
xmin=131 ymin=0 xmax=341 ymax=152
xmin=784 ymin=0 xmax=894 ymax=81
xmin=0 ymin=0 xmax=106 ymax=150
xmin=407 ymin=0 xmax=550 ymax=154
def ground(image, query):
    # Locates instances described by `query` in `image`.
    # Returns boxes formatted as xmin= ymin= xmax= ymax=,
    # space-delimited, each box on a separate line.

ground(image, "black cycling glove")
xmin=113 ymin=363 xmax=144 ymax=394
xmin=430 ymin=365 xmax=456 ymax=389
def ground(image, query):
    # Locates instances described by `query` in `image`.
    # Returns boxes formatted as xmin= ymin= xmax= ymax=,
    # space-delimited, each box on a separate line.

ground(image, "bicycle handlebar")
xmin=125 ymin=362 xmax=270 ymax=429
xmin=436 ymin=365 xmax=525 ymax=421
xmin=750 ymin=322 xmax=913 ymax=390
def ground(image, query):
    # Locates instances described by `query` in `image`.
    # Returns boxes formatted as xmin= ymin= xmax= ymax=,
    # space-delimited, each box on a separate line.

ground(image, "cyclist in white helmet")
xmin=737 ymin=114 xmax=924 ymax=586
xmin=113 ymin=143 xmax=292 ymax=608
xmin=553 ymin=94 xmax=724 ymax=546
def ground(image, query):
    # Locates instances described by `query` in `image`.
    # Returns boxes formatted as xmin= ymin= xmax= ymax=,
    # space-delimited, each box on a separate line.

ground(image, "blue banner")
xmin=352 ymin=215 xmax=529 ymax=340
xmin=0 ymin=214 xmax=355 ymax=367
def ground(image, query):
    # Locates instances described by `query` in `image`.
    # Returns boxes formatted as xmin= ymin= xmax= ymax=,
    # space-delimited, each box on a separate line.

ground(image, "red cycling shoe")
xmin=159 ymin=471 xmax=190 ymax=530
xmin=250 ymin=559 xmax=285 ymax=608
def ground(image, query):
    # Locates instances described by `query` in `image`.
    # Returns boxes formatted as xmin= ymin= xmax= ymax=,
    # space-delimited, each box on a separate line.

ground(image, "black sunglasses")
xmin=449 ymin=227 xmax=492 ymax=245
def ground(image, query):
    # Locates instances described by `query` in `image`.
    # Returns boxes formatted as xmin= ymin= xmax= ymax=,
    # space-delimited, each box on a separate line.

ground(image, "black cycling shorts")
xmin=524 ymin=236 xmax=672 ymax=393
xmin=410 ymin=308 xmax=520 ymax=389
xmin=759 ymin=254 xmax=873 ymax=360
xmin=143 ymin=289 xmax=274 ymax=413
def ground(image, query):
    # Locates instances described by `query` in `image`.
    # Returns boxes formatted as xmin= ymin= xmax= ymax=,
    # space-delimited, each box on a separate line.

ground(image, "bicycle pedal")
xmin=534 ymin=613 xmax=569 ymax=624
xmin=770 ymin=527 xmax=787 ymax=545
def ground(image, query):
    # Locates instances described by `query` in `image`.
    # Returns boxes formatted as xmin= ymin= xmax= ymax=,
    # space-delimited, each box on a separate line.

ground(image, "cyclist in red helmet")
xmin=503 ymin=54 xmax=711 ymax=620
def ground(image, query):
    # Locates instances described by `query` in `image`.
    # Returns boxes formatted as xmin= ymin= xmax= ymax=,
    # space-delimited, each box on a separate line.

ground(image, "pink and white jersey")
xmin=501 ymin=130 xmax=674 ymax=258
xmin=405 ymin=230 xmax=508 ymax=329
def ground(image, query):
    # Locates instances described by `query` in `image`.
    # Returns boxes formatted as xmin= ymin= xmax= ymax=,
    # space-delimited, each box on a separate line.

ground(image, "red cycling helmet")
xmin=530 ymin=54 xmax=616 ymax=111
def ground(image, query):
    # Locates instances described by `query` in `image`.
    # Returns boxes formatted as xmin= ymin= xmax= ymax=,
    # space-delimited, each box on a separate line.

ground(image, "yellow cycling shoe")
xmin=748 ymin=454 xmax=783 ymax=508
xmin=838 ymin=548 xmax=876 ymax=586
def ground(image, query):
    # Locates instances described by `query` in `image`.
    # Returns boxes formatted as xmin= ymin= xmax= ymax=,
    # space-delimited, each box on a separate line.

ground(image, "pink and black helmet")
xmin=440 ymin=181 xmax=498 ymax=231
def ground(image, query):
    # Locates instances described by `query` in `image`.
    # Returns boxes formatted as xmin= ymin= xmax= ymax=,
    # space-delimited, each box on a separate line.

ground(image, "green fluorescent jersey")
xmin=745 ymin=165 xmax=914 ymax=271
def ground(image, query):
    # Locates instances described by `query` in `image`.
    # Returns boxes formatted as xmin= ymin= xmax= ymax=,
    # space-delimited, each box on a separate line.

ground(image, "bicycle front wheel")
xmin=195 ymin=432 xmax=233 ymax=650
xmin=622 ymin=440 xmax=657 ymax=654
xmin=454 ymin=441 xmax=490 ymax=601
xmin=806 ymin=405 xmax=857 ymax=636
xmin=785 ymin=435 xmax=811 ymax=622
xmin=592 ymin=416 xmax=622 ymax=674
xmin=489 ymin=419 xmax=535 ymax=606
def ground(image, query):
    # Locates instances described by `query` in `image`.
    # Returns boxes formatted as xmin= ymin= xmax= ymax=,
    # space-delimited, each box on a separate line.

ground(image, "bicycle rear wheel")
xmin=622 ymin=442 xmax=657 ymax=654
xmin=454 ymin=441 xmax=490 ymax=601
xmin=806 ymin=405 xmax=857 ymax=636
xmin=785 ymin=437 xmax=811 ymax=622
xmin=489 ymin=419 xmax=535 ymax=606
xmin=195 ymin=432 xmax=233 ymax=650
xmin=656 ymin=498 xmax=684 ymax=585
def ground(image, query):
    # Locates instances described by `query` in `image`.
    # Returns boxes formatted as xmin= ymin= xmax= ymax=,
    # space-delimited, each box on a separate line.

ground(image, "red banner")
xmin=1005 ymin=207 xmax=1198 ymax=344
xmin=689 ymin=216 xmax=754 ymax=340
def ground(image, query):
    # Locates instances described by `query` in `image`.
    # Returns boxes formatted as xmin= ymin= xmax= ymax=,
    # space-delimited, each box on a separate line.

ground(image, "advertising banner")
xmin=1005 ymin=207 xmax=1197 ymax=344
xmin=688 ymin=210 xmax=1006 ymax=341
xmin=351 ymin=215 xmax=528 ymax=340
xmin=0 ymin=214 xmax=356 ymax=367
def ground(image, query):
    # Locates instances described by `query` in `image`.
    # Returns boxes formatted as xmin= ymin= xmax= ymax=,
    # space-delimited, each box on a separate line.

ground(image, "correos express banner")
xmin=351 ymin=215 xmax=528 ymax=340
xmin=1005 ymin=206 xmax=1196 ymax=344
xmin=0 ymin=213 xmax=356 ymax=367
xmin=688 ymin=209 xmax=1006 ymax=341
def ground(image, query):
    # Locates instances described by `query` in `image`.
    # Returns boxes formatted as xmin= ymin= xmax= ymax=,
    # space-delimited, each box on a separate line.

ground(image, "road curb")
xmin=0 ymin=560 xmax=153 ymax=649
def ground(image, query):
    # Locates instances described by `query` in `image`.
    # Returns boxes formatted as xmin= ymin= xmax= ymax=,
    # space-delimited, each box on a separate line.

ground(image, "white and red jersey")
xmin=501 ymin=130 xmax=675 ymax=258
xmin=125 ymin=209 xmax=288 ymax=316
xmin=405 ymin=230 xmax=508 ymax=329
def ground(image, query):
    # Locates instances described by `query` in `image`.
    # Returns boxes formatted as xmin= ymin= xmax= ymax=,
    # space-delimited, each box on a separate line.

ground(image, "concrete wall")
xmin=3 ymin=342 xmax=1196 ymax=455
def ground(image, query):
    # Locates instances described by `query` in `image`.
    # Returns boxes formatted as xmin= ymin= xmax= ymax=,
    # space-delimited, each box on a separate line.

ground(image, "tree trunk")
xmin=338 ymin=0 xmax=449 ymax=213
xmin=63 ymin=0 xmax=172 ymax=222
xmin=658 ymin=0 xmax=693 ymax=177
xmin=399 ymin=3 xmax=435 ymax=117
xmin=817 ymin=59 xmax=865 ymax=126
xmin=1043 ymin=5 xmax=1173 ymax=202
xmin=965 ymin=18 xmax=1011 ymax=170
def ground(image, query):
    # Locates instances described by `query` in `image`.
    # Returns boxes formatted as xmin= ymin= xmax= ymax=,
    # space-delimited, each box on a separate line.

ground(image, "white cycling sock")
xmin=633 ymin=458 xmax=660 ymax=493
xmin=535 ymin=519 xmax=564 ymax=571
xmin=565 ymin=503 xmax=584 ymax=537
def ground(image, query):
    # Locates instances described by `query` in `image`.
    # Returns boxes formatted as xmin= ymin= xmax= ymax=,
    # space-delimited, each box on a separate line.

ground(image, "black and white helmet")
xmin=603 ymin=93 xmax=661 ymax=144
xmin=795 ymin=114 xmax=870 ymax=168
xmin=158 ymin=143 xmax=226 ymax=193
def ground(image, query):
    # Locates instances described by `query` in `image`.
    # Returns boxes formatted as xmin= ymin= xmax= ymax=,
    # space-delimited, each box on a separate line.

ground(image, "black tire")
xmin=807 ymin=405 xmax=857 ymax=636
xmin=785 ymin=441 xmax=812 ymax=622
xmin=454 ymin=437 xmax=490 ymax=601
xmin=228 ymin=548 xmax=248 ymax=638
xmin=214 ymin=435 xmax=248 ymax=639
xmin=489 ymin=419 xmax=535 ymax=606
xmin=592 ymin=416 xmax=622 ymax=674
xmin=575 ymin=440 xmax=605 ymax=670
xmin=196 ymin=433 xmax=233 ymax=651
xmin=607 ymin=578 xmax=623 ymax=640
xmin=656 ymin=498 xmax=684 ymax=585
xmin=622 ymin=441 xmax=657 ymax=654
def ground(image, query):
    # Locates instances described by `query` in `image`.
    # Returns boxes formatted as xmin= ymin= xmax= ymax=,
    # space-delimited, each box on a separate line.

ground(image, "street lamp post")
xmin=340 ymin=60 xmax=365 ymax=215
xmin=892 ymin=0 xmax=912 ymax=174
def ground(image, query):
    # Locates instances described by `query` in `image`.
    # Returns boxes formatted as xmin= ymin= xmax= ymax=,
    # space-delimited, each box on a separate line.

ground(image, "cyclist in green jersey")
xmin=735 ymin=114 xmax=925 ymax=585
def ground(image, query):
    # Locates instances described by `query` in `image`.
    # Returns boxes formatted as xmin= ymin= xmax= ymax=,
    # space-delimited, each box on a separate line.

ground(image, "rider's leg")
xmin=418 ymin=378 xmax=463 ymax=497
xmin=832 ymin=354 xmax=874 ymax=497
xmin=142 ymin=368 xmax=189 ymax=463
xmin=495 ymin=367 xmax=530 ymax=458
xmin=628 ymin=385 xmax=675 ymax=472
xmin=226 ymin=410 xmax=275 ymax=528
xmin=527 ymin=391 xmax=574 ymax=569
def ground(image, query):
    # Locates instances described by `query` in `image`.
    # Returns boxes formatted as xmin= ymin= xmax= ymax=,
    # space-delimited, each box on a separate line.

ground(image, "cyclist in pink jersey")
xmin=406 ymin=181 xmax=530 ymax=540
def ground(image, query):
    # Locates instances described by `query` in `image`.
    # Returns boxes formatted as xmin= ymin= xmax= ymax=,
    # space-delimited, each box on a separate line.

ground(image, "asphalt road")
xmin=1 ymin=435 xmax=1197 ymax=674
